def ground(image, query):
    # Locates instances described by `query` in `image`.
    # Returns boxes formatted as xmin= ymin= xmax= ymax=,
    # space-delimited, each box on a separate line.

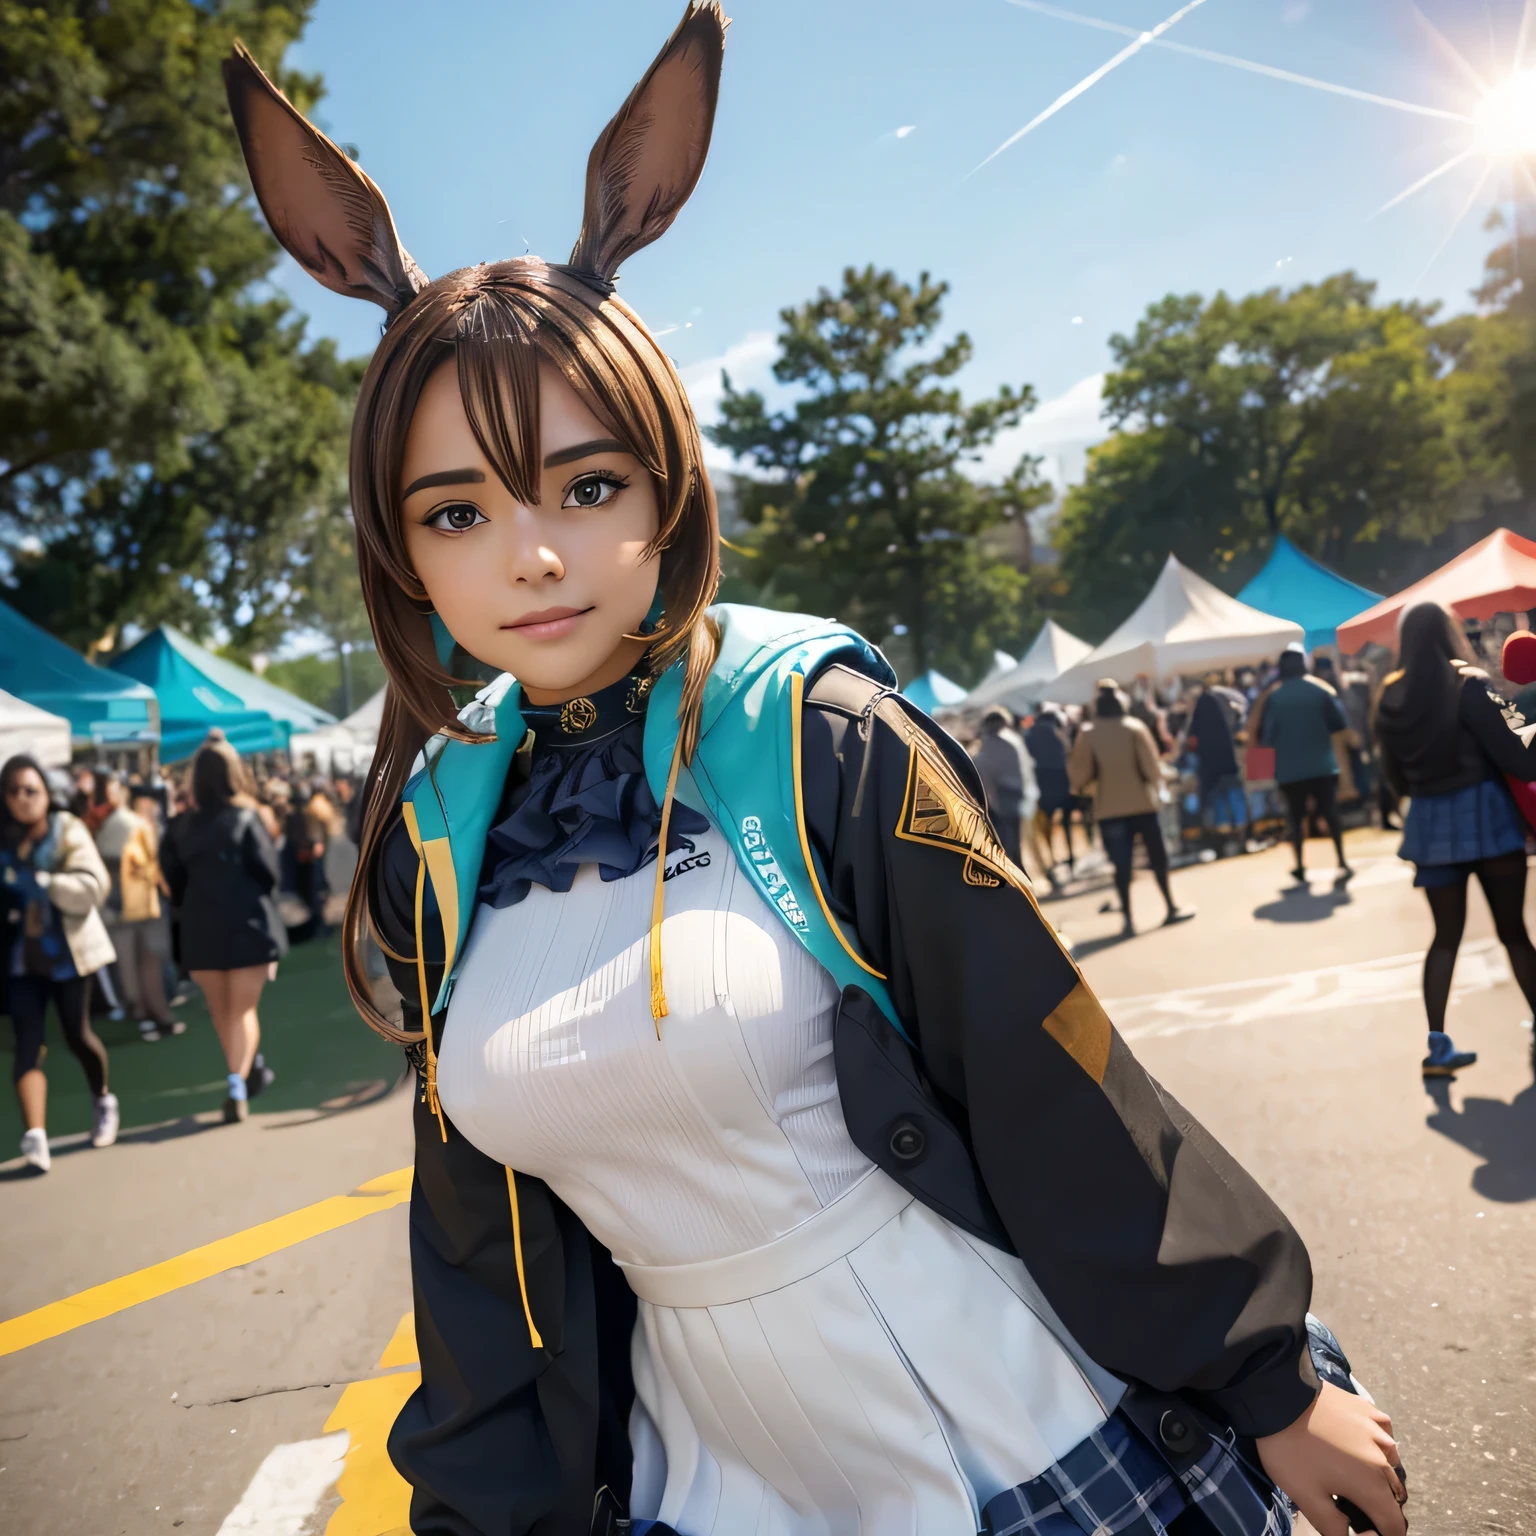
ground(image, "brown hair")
xmin=222 ymin=2 xmax=729 ymax=1044
xmin=191 ymin=735 xmax=256 ymax=812
xmin=341 ymin=259 xmax=721 ymax=1040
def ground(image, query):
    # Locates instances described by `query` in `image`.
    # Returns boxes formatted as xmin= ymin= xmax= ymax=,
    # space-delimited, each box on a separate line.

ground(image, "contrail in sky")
xmin=966 ymin=0 xmax=1212 ymax=178
xmin=1374 ymin=148 xmax=1476 ymax=216
xmin=1003 ymin=0 xmax=1471 ymax=124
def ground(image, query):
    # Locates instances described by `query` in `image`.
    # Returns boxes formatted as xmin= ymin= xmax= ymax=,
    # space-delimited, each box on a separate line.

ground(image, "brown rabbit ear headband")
xmin=223 ymin=1 xmax=727 ymax=317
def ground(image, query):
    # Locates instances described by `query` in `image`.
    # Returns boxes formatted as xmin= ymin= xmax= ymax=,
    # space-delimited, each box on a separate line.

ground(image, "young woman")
xmin=1 ymin=755 xmax=119 ymax=1169
xmin=159 ymin=739 xmax=284 ymax=1121
xmin=1374 ymin=601 xmax=1536 ymax=1075
xmin=225 ymin=8 xmax=1406 ymax=1534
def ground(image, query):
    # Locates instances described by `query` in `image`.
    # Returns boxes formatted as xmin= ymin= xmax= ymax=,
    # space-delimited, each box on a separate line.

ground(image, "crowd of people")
xmin=961 ymin=602 xmax=1536 ymax=1077
xmin=1 ymin=731 xmax=366 ymax=1171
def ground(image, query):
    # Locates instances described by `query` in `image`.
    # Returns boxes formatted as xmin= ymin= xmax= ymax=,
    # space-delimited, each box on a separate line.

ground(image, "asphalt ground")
xmin=1 ymin=827 xmax=1532 ymax=1535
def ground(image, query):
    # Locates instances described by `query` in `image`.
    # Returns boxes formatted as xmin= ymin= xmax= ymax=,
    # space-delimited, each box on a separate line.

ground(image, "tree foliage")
xmin=1049 ymin=273 xmax=1490 ymax=636
xmin=708 ymin=267 xmax=1050 ymax=682
xmin=0 ymin=0 xmax=362 ymax=652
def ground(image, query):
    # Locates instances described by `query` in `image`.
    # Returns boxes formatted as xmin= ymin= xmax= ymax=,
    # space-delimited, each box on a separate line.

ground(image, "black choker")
xmin=517 ymin=670 xmax=654 ymax=747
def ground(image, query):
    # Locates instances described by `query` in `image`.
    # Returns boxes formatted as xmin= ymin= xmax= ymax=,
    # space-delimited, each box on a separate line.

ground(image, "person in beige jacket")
xmin=1068 ymin=681 xmax=1194 ymax=937
xmin=2 ymin=753 xmax=119 ymax=1171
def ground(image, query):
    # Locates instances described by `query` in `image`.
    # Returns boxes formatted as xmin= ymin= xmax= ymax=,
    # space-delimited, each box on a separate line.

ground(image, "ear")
xmin=569 ymin=1 xmax=727 ymax=283
xmin=223 ymin=41 xmax=428 ymax=314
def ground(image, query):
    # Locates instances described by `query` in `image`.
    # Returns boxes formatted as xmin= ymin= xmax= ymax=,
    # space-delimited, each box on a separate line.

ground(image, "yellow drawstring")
xmin=649 ymin=731 xmax=685 ymax=1035
xmin=412 ymin=852 xmax=448 ymax=1142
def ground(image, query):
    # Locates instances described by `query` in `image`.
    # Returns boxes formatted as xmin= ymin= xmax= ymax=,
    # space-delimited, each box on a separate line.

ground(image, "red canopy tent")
xmin=1337 ymin=528 xmax=1536 ymax=654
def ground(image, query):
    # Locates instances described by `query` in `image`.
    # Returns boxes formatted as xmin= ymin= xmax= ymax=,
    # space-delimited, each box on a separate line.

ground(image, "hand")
xmin=1256 ymin=1382 xmax=1406 ymax=1536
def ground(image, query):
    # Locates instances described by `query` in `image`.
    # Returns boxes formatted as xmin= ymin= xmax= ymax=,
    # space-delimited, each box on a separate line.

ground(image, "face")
xmin=401 ymin=361 xmax=661 ymax=705
xmin=5 ymin=769 xmax=49 ymax=826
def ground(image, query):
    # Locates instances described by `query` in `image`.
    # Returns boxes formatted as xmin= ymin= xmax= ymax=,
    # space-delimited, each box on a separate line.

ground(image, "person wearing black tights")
xmin=1375 ymin=602 xmax=1536 ymax=1075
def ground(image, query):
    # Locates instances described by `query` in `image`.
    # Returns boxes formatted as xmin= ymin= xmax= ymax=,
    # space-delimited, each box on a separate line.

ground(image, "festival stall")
xmin=111 ymin=626 xmax=334 ymax=762
xmin=902 ymin=670 xmax=967 ymax=714
xmin=1236 ymin=535 xmax=1380 ymax=650
xmin=1337 ymin=528 xmax=1536 ymax=654
xmin=0 ymin=599 xmax=158 ymax=753
xmin=964 ymin=620 xmax=1093 ymax=711
xmin=1050 ymin=554 xmax=1304 ymax=704
xmin=289 ymin=686 xmax=385 ymax=774
xmin=0 ymin=688 xmax=72 ymax=767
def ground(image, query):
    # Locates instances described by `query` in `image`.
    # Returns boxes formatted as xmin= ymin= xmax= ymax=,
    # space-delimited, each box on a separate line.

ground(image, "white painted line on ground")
xmin=1107 ymin=938 xmax=1509 ymax=1042
xmin=215 ymin=1432 xmax=347 ymax=1535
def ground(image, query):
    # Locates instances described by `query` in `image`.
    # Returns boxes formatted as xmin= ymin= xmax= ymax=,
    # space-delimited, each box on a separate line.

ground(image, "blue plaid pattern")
xmin=981 ymin=1410 xmax=1292 ymax=1536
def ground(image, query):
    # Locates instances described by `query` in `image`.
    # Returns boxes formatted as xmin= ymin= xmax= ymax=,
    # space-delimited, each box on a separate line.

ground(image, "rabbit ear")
xmin=568 ymin=1 xmax=727 ymax=283
xmin=223 ymin=42 xmax=428 ymax=314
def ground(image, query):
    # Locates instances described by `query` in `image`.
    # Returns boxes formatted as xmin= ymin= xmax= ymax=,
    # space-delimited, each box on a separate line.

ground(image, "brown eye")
xmin=562 ymin=473 xmax=626 ymax=510
xmin=424 ymin=501 xmax=487 ymax=533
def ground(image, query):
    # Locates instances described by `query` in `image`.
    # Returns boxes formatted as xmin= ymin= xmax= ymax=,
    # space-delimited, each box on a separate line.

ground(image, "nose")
xmin=501 ymin=503 xmax=565 ymax=586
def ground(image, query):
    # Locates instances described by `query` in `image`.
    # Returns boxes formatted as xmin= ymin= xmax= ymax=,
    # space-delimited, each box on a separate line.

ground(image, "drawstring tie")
xmin=649 ymin=731 xmax=685 ymax=1034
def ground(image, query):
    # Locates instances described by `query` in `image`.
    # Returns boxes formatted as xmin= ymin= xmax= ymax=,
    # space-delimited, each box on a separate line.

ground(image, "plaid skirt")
xmin=1398 ymin=778 xmax=1527 ymax=875
xmin=981 ymin=1408 xmax=1290 ymax=1536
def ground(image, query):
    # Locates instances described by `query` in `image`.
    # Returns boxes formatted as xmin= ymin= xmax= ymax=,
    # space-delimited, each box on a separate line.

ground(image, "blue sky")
xmin=278 ymin=0 xmax=1529 ymax=484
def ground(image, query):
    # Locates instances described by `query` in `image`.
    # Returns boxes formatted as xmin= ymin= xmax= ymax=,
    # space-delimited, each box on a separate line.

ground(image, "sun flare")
xmin=1473 ymin=69 xmax=1536 ymax=159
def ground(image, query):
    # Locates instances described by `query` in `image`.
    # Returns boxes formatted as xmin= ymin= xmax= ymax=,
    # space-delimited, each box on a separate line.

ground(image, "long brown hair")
xmin=221 ymin=2 xmax=729 ymax=1042
xmin=341 ymin=260 xmax=721 ymax=1040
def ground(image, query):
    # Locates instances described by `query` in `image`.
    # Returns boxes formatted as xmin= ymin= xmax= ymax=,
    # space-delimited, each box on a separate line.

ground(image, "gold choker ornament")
xmin=560 ymin=696 xmax=599 ymax=734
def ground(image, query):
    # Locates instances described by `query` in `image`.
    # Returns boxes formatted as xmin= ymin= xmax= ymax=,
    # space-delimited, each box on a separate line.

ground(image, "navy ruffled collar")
xmin=478 ymin=670 xmax=708 ymax=910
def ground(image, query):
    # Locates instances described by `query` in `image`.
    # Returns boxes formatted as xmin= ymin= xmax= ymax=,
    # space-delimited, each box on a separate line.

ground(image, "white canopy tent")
xmin=288 ymin=686 xmax=386 ymax=775
xmin=1049 ymin=555 xmax=1303 ymax=705
xmin=964 ymin=621 xmax=1093 ymax=711
xmin=0 ymin=688 xmax=72 ymax=768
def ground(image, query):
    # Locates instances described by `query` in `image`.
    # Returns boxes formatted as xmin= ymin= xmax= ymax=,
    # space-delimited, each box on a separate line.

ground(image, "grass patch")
xmin=0 ymin=935 xmax=402 ymax=1143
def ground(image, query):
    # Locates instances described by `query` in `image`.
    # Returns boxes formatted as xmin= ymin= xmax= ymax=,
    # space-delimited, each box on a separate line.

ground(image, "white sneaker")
xmin=20 ymin=1128 xmax=50 ymax=1172
xmin=92 ymin=1092 xmax=120 ymax=1149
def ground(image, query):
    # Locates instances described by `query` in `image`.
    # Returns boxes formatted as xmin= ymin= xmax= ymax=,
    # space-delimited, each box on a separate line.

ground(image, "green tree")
xmin=0 ymin=0 xmax=362 ymax=653
xmin=708 ymin=267 xmax=1050 ymax=683
xmin=1051 ymin=273 xmax=1471 ymax=634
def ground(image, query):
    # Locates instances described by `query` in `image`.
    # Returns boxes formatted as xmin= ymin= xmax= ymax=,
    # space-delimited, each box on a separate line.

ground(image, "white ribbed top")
xmin=436 ymin=815 xmax=1109 ymax=1533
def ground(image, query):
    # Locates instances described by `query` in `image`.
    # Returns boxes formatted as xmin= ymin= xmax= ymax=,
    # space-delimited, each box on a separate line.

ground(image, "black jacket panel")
xmin=801 ymin=667 xmax=1318 ymax=1439
xmin=375 ymin=812 xmax=636 ymax=1536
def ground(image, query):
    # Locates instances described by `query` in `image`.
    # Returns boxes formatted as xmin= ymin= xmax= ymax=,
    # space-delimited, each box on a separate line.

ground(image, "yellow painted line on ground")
xmin=325 ymin=1309 xmax=418 ymax=1536
xmin=0 ymin=1167 xmax=413 ymax=1358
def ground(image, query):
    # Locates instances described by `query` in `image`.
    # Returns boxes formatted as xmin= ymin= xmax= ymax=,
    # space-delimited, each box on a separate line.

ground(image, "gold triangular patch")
xmin=896 ymin=738 xmax=1032 ymax=897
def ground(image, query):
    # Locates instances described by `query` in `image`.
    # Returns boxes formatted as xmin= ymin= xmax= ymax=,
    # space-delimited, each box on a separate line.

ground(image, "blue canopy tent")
xmin=1236 ymin=535 xmax=1380 ymax=651
xmin=902 ymin=669 xmax=967 ymax=714
xmin=0 ymin=599 xmax=158 ymax=749
xmin=112 ymin=627 xmax=335 ymax=762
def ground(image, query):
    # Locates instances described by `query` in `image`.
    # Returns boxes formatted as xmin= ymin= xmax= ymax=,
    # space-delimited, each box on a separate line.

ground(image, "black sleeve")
xmin=372 ymin=810 xmax=637 ymax=1535
xmin=1460 ymin=675 xmax=1536 ymax=779
xmin=239 ymin=813 xmax=279 ymax=895
xmin=802 ymin=665 xmax=1319 ymax=1440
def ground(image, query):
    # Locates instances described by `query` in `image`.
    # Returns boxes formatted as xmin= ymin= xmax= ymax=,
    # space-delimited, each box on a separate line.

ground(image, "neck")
xmin=519 ymin=634 xmax=650 ymax=707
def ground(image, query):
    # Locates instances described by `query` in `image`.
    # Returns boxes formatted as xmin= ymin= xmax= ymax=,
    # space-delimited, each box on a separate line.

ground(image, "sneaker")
xmin=1422 ymin=1032 xmax=1477 ymax=1076
xmin=1163 ymin=907 xmax=1196 ymax=926
xmin=139 ymin=1018 xmax=187 ymax=1042
xmin=19 ymin=1128 xmax=50 ymax=1173
xmin=246 ymin=1054 xmax=275 ymax=1099
xmin=92 ymin=1092 xmax=120 ymax=1148
xmin=222 ymin=1094 xmax=249 ymax=1124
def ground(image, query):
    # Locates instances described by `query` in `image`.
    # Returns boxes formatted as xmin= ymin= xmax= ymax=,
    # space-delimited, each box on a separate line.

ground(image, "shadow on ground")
xmin=1423 ymin=1073 xmax=1536 ymax=1202
xmin=0 ymin=933 xmax=401 ymax=1145
xmin=1252 ymin=880 xmax=1355 ymax=924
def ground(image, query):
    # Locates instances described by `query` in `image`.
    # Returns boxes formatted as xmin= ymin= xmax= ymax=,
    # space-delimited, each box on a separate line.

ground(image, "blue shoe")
xmin=1422 ymin=1032 xmax=1476 ymax=1076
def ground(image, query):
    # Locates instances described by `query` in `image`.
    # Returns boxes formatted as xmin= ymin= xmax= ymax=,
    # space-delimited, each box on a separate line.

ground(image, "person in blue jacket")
xmin=222 ymin=10 xmax=1406 ymax=1535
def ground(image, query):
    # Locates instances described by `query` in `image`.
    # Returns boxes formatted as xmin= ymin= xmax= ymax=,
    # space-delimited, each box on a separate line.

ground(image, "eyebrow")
xmin=401 ymin=468 xmax=486 ymax=499
xmin=544 ymin=438 xmax=628 ymax=468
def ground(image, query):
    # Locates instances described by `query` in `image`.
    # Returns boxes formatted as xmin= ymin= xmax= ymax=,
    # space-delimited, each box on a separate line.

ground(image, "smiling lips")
xmin=501 ymin=605 xmax=592 ymax=641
